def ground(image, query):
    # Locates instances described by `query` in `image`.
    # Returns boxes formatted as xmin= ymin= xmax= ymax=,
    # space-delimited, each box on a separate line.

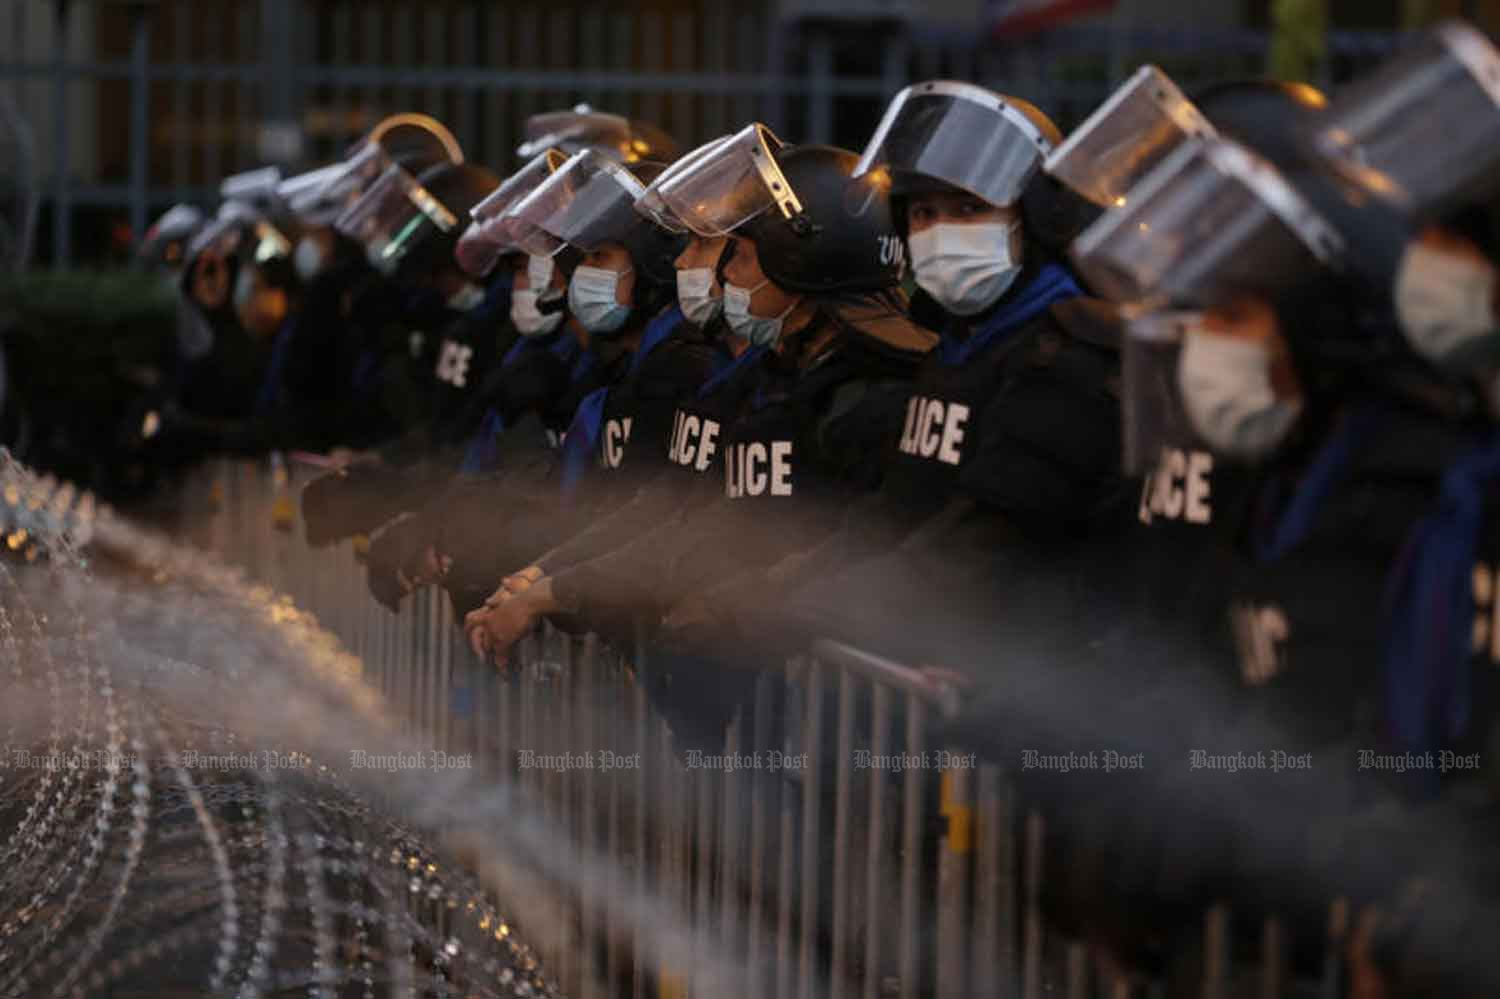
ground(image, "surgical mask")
xmin=724 ymin=279 xmax=797 ymax=347
xmin=293 ymin=237 xmax=327 ymax=282
xmin=1178 ymin=329 xmax=1302 ymax=460
xmin=1395 ymin=241 xmax=1499 ymax=371
xmin=446 ymin=282 xmax=487 ymax=312
xmin=511 ymin=289 xmax=563 ymax=337
xmin=569 ymin=265 xmax=633 ymax=334
xmin=677 ymin=267 xmax=722 ymax=326
xmin=909 ymin=221 xmax=1023 ymax=316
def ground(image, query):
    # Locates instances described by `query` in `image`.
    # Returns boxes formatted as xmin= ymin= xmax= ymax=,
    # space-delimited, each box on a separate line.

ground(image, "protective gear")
xmin=1071 ymin=136 xmax=1345 ymax=307
xmin=455 ymin=148 xmax=569 ymax=277
xmin=293 ymin=236 xmax=327 ymax=282
xmin=138 ymin=203 xmax=205 ymax=274
xmin=569 ymin=265 xmax=633 ymax=334
xmin=517 ymin=104 xmax=679 ymax=164
xmin=1395 ymin=239 xmax=1499 ymax=369
xmin=279 ymin=114 xmax=463 ymax=226
xmin=654 ymin=127 xmax=904 ymax=297
xmin=501 ymin=150 xmax=649 ymax=258
xmin=635 ymin=135 xmax=732 ymax=231
xmin=724 ymin=280 xmax=795 ymax=347
xmin=1045 ymin=65 xmax=1215 ymax=209
xmin=855 ymin=81 xmax=1059 ymax=208
xmin=446 ymin=281 xmax=487 ymax=313
xmin=908 ymin=221 xmax=1023 ymax=315
xmin=1178 ymin=324 xmax=1302 ymax=459
xmin=677 ymin=267 xmax=722 ymax=325
xmin=1312 ymin=21 xmax=1500 ymax=221
xmin=336 ymin=160 xmax=498 ymax=282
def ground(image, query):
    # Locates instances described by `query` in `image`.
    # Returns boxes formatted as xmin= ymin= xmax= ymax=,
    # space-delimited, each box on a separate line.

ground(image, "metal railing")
xmin=177 ymin=452 xmax=1356 ymax=999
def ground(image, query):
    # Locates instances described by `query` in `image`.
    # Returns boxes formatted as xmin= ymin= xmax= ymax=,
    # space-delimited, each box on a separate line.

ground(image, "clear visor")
xmin=287 ymin=142 xmax=395 ymax=226
xmin=1314 ymin=20 xmax=1500 ymax=217
xmin=454 ymin=150 xmax=570 ymax=277
xmin=219 ymin=165 xmax=284 ymax=207
xmin=1121 ymin=310 xmax=1202 ymax=475
xmin=517 ymin=108 xmax=633 ymax=160
xmin=333 ymin=163 xmax=459 ymax=276
xmin=1044 ymin=65 xmax=1216 ymax=208
xmin=498 ymin=148 xmax=647 ymax=257
xmin=652 ymin=123 xmax=798 ymax=238
xmin=1070 ymin=137 xmax=1345 ymax=308
xmin=274 ymin=163 xmax=350 ymax=224
xmin=634 ymin=134 xmax=732 ymax=233
xmin=853 ymin=81 xmax=1053 ymax=207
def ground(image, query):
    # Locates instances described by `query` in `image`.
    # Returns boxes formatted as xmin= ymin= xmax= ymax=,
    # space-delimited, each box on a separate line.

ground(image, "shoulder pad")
xmin=1047 ymin=297 xmax=1123 ymax=352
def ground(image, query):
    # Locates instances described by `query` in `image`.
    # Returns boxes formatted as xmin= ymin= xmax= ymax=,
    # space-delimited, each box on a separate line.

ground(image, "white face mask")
xmin=511 ymin=289 xmax=563 ymax=337
xmin=569 ymin=264 xmax=633 ymax=334
xmin=677 ymin=267 xmax=722 ymax=326
xmin=446 ymin=282 xmax=487 ymax=312
xmin=724 ymin=279 xmax=797 ymax=347
xmin=293 ymin=236 xmax=327 ymax=282
xmin=909 ymin=221 xmax=1023 ymax=316
xmin=1178 ymin=329 xmax=1302 ymax=460
xmin=1395 ymin=241 xmax=1499 ymax=370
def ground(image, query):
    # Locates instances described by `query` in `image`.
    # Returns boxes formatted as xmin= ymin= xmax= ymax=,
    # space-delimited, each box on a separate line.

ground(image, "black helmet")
xmin=403 ymin=162 xmax=500 ymax=280
xmin=517 ymin=105 xmax=680 ymax=164
xmin=617 ymin=161 xmax=689 ymax=314
xmin=1195 ymin=79 xmax=1416 ymax=292
xmin=138 ymin=203 xmax=205 ymax=273
xmin=337 ymin=160 xmax=499 ymax=284
xmin=740 ymin=144 xmax=904 ymax=295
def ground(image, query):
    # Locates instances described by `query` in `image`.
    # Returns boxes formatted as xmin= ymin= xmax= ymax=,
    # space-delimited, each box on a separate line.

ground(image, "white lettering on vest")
xmin=898 ymin=396 xmax=969 ymax=467
xmin=1138 ymin=447 xmax=1214 ymax=526
xmin=1231 ymin=601 xmax=1290 ymax=686
xmin=669 ymin=408 xmax=721 ymax=473
xmin=724 ymin=441 xmax=794 ymax=499
xmin=603 ymin=417 xmax=632 ymax=469
xmin=435 ymin=340 xmax=474 ymax=388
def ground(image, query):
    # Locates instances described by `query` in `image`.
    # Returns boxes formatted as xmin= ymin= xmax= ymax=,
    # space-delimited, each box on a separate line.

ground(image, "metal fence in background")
xmin=0 ymin=0 xmax=1404 ymax=269
xmin=175 ymin=452 xmax=1360 ymax=999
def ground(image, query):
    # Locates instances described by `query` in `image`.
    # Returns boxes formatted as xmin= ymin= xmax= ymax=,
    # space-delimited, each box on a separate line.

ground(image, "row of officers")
xmin=128 ymin=19 xmax=1500 ymax=996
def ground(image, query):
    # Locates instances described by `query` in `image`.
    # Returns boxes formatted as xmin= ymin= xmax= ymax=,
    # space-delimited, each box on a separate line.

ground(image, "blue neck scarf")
xmin=559 ymin=386 xmax=611 ymax=499
xmin=1252 ymin=405 xmax=1386 ymax=564
xmin=937 ymin=263 xmax=1081 ymax=367
xmin=697 ymin=343 xmax=768 ymax=399
xmin=1383 ymin=429 xmax=1500 ymax=786
xmin=252 ymin=314 xmax=301 ymax=417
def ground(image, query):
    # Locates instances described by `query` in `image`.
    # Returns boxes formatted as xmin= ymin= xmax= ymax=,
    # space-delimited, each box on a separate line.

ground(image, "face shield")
xmin=634 ymin=135 xmax=733 ymax=233
xmin=499 ymin=149 xmax=647 ymax=257
xmin=219 ymin=166 xmax=284 ymax=213
xmin=333 ymin=163 xmax=460 ymax=277
xmin=454 ymin=149 xmax=569 ymax=277
xmin=853 ymin=81 xmax=1053 ymax=207
xmin=648 ymin=123 xmax=805 ymax=238
xmin=1044 ymin=65 xmax=1215 ymax=209
xmin=1120 ymin=310 xmax=1205 ymax=475
xmin=517 ymin=105 xmax=664 ymax=163
xmin=1313 ymin=21 xmax=1500 ymax=219
xmin=1070 ymin=137 xmax=1345 ymax=308
xmin=284 ymin=141 xmax=397 ymax=229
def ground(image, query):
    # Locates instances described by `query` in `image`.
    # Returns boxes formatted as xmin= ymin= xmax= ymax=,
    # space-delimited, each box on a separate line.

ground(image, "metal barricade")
xmin=191 ymin=454 xmax=1346 ymax=999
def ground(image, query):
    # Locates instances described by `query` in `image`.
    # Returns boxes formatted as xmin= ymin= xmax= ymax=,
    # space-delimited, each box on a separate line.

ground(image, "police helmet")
xmin=336 ymin=161 xmax=499 ymax=283
xmin=138 ymin=203 xmax=205 ymax=273
xmin=517 ymin=105 xmax=680 ymax=165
